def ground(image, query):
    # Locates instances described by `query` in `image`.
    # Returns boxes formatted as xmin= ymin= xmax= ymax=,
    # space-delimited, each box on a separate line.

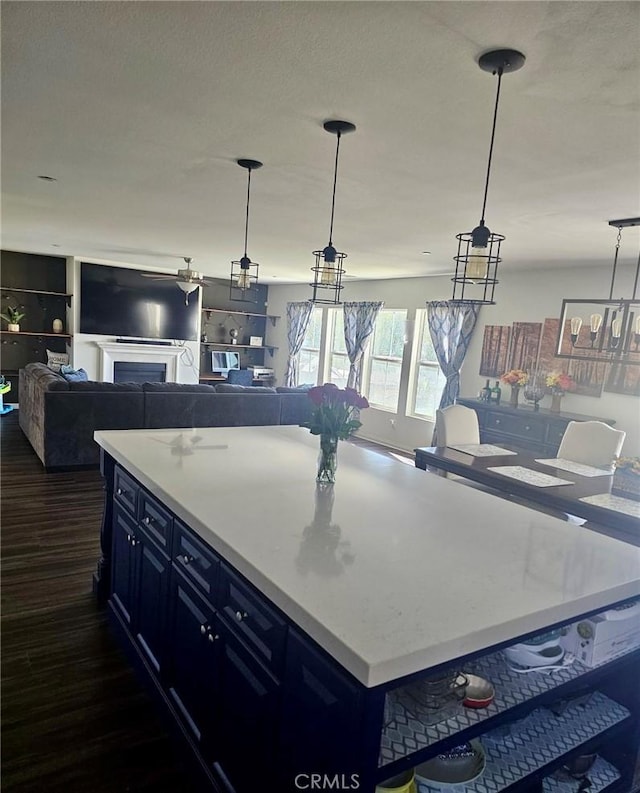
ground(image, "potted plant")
xmin=0 ymin=306 xmax=25 ymax=332
xmin=612 ymin=457 xmax=640 ymax=501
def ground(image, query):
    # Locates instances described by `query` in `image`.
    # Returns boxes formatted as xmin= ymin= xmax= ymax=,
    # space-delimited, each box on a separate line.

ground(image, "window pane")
xmin=304 ymin=308 xmax=323 ymax=349
xmin=372 ymin=310 xmax=406 ymax=358
xmin=420 ymin=325 xmax=438 ymax=363
xmin=298 ymin=349 xmax=320 ymax=386
xmin=299 ymin=307 xmax=323 ymax=386
xmin=332 ymin=311 xmax=346 ymax=353
xmin=329 ymin=352 xmax=349 ymax=389
xmin=413 ymin=364 xmax=444 ymax=418
xmin=369 ymin=359 xmax=402 ymax=411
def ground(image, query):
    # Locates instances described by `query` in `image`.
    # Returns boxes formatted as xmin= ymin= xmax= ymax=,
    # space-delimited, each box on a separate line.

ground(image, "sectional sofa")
xmin=18 ymin=363 xmax=313 ymax=469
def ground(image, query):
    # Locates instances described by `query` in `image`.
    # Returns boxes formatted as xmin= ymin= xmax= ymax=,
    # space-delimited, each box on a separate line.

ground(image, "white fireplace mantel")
xmin=96 ymin=341 xmax=183 ymax=382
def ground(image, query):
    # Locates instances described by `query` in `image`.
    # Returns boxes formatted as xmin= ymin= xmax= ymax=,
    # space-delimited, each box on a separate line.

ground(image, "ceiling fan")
xmin=140 ymin=257 xmax=217 ymax=304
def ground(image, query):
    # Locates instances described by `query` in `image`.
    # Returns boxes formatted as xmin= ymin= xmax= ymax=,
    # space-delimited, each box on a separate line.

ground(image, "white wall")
xmin=266 ymin=266 xmax=640 ymax=455
xmin=67 ymin=257 xmax=200 ymax=383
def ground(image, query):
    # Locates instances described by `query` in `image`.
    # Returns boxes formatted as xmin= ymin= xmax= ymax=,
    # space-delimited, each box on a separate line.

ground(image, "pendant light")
xmin=230 ymin=158 xmax=262 ymax=303
xmin=556 ymin=217 xmax=640 ymax=365
xmin=451 ymin=49 xmax=526 ymax=304
xmin=310 ymin=120 xmax=356 ymax=305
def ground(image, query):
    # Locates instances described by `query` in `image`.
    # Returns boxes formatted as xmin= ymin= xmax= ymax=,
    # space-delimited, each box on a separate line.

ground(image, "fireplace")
xmin=113 ymin=361 xmax=167 ymax=384
xmin=96 ymin=342 xmax=183 ymax=383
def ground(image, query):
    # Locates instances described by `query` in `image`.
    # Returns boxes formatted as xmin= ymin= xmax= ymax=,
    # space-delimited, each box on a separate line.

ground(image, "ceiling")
xmin=2 ymin=1 xmax=639 ymax=284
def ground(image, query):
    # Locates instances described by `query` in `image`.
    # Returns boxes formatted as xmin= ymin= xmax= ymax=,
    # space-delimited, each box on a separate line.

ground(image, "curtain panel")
xmin=284 ymin=301 xmax=314 ymax=387
xmin=427 ymin=300 xmax=480 ymax=414
xmin=343 ymin=301 xmax=384 ymax=391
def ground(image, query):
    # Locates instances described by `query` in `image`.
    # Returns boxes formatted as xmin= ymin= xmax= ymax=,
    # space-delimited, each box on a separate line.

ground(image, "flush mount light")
xmin=37 ymin=175 xmax=57 ymax=181
xmin=230 ymin=158 xmax=262 ymax=304
xmin=310 ymin=120 xmax=356 ymax=305
xmin=556 ymin=217 xmax=640 ymax=365
xmin=451 ymin=48 xmax=526 ymax=305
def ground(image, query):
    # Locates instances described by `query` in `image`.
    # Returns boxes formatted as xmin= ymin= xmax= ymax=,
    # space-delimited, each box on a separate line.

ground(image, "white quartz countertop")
xmin=95 ymin=426 xmax=640 ymax=687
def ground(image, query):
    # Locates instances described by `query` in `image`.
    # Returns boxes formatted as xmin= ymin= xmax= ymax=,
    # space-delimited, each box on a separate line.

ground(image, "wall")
xmin=266 ymin=265 xmax=640 ymax=455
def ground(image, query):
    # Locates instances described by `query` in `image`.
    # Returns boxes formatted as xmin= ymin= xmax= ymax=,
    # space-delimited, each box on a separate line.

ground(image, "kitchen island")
xmin=94 ymin=426 xmax=640 ymax=793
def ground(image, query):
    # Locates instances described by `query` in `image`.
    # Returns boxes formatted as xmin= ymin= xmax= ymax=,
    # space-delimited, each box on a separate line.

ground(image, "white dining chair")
xmin=557 ymin=421 xmax=626 ymax=469
xmin=435 ymin=404 xmax=480 ymax=447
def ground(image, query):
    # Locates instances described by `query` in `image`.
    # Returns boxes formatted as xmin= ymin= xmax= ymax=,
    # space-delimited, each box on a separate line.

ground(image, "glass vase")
xmin=509 ymin=386 xmax=520 ymax=408
xmin=317 ymin=436 xmax=339 ymax=484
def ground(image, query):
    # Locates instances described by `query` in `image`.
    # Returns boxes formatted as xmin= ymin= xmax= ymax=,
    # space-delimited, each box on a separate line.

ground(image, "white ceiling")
xmin=2 ymin=1 xmax=640 ymax=284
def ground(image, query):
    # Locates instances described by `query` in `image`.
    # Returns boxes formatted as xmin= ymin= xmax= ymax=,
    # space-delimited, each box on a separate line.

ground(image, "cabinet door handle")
xmin=180 ymin=554 xmax=194 ymax=565
xmin=126 ymin=534 xmax=131 ymax=544
xmin=143 ymin=516 xmax=152 ymax=525
xmin=117 ymin=488 xmax=125 ymax=496
xmin=495 ymin=419 xmax=501 ymax=425
xmin=235 ymin=610 xmax=248 ymax=622
xmin=525 ymin=425 xmax=531 ymax=431
xmin=200 ymin=623 xmax=211 ymax=635
xmin=130 ymin=538 xmax=138 ymax=547
xmin=208 ymin=633 xmax=219 ymax=643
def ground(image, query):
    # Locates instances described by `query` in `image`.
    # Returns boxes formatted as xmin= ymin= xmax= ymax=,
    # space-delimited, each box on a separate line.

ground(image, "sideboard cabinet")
xmin=457 ymin=398 xmax=616 ymax=456
xmin=97 ymin=449 xmax=640 ymax=793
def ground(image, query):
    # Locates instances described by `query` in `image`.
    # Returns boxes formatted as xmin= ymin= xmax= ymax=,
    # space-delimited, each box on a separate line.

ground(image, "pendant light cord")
xmin=328 ymin=131 xmax=342 ymax=246
xmin=243 ymin=167 xmax=252 ymax=258
xmin=609 ymin=226 xmax=622 ymax=300
xmin=479 ymin=67 xmax=504 ymax=224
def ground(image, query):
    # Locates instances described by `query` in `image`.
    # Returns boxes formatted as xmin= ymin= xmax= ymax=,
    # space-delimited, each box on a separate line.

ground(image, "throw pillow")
xmin=60 ymin=365 xmax=89 ymax=383
xmin=46 ymin=349 xmax=70 ymax=372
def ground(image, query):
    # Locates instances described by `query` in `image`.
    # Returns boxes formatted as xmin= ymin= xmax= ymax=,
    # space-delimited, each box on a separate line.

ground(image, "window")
xmin=365 ymin=310 xmax=407 ymax=411
xmin=298 ymin=307 xmax=323 ymax=386
xmin=327 ymin=309 xmax=350 ymax=389
xmin=409 ymin=310 xmax=446 ymax=420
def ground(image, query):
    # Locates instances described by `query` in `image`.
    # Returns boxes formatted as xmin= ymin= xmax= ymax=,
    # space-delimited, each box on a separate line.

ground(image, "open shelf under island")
xmin=93 ymin=426 xmax=640 ymax=793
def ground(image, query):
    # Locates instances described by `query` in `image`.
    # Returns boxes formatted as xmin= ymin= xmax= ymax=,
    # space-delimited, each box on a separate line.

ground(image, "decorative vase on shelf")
xmin=52 ymin=318 xmax=63 ymax=333
xmin=509 ymin=386 xmax=520 ymax=408
xmin=7 ymin=323 xmax=20 ymax=333
xmin=317 ymin=435 xmax=339 ymax=484
xmin=550 ymin=392 xmax=563 ymax=413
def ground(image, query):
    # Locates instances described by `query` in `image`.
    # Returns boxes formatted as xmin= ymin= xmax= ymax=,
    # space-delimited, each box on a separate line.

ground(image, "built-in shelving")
xmin=380 ymin=646 xmax=639 ymax=769
xmin=1 ymin=287 xmax=73 ymax=298
xmin=201 ymin=342 xmax=277 ymax=352
xmin=0 ymin=331 xmax=72 ymax=339
xmin=202 ymin=307 xmax=280 ymax=325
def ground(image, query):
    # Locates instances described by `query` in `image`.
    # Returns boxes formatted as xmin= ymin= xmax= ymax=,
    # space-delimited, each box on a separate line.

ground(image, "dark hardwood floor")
xmin=1 ymin=412 xmax=194 ymax=792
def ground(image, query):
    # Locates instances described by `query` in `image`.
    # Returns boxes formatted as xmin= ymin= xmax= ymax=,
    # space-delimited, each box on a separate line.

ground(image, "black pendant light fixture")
xmin=452 ymin=49 xmax=526 ymax=304
xmin=556 ymin=217 xmax=640 ymax=365
xmin=310 ymin=120 xmax=356 ymax=305
xmin=230 ymin=158 xmax=262 ymax=303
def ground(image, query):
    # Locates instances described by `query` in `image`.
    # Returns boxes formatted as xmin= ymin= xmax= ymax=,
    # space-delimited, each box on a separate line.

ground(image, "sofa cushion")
xmin=216 ymin=384 xmax=277 ymax=394
xmin=23 ymin=363 xmax=69 ymax=391
xmin=46 ymin=349 xmax=70 ymax=372
xmin=276 ymin=385 xmax=313 ymax=393
xmin=67 ymin=380 xmax=143 ymax=392
xmin=143 ymin=382 xmax=217 ymax=393
xmin=61 ymin=365 xmax=89 ymax=382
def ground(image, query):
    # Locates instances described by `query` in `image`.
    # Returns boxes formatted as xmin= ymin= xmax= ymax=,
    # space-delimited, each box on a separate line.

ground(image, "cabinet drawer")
xmin=546 ymin=420 xmax=570 ymax=451
xmin=219 ymin=564 xmax=287 ymax=673
xmin=172 ymin=520 xmax=219 ymax=603
xmin=139 ymin=492 xmax=173 ymax=550
xmin=114 ymin=467 xmax=138 ymax=517
xmin=486 ymin=411 xmax=545 ymax=442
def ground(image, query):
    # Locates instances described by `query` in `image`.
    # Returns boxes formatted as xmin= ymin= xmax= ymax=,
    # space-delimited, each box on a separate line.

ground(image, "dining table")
xmin=414 ymin=442 xmax=640 ymax=544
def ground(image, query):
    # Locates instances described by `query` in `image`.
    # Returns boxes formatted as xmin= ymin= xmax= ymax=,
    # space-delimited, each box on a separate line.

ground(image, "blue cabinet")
xmin=103 ymin=459 xmax=640 ymax=793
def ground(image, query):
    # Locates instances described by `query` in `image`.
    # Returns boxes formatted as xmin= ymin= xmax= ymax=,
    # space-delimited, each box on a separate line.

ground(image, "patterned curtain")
xmin=427 ymin=300 xmax=480 ymax=411
xmin=284 ymin=301 xmax=314 ymax=387
xmin=343 ymin=301 xmax=384 ymax=391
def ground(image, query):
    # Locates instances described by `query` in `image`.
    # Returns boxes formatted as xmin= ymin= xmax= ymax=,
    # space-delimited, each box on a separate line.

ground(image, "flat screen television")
xmin=80 ymin=262 xmax=199 ymax=341
xmin=211 ymin=351 xmax=240 ymax=375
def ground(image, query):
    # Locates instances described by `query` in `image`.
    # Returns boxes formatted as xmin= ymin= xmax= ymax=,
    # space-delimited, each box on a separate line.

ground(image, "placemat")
xmin=448 ymin=444 xmax=518 ymax=457
xmin=486 ymin=466 xmax=574 ymax=488
xmin=580 ymin=493 xmax=640 ymax=518
xmin=535 ymin=458 xmax=613 ymax=478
